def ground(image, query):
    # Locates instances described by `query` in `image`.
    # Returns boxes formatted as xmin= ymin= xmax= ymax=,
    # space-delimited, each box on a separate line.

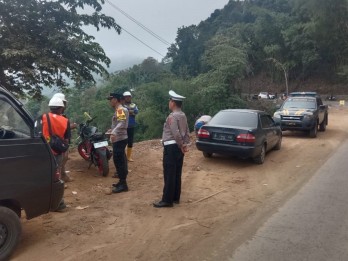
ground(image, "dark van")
xmin=0 ymin=86 xmax=64 ymax=260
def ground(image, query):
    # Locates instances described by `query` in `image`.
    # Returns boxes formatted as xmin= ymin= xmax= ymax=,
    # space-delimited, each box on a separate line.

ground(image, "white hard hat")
xmin=123 ymin=91 xmax=132 ymax=97
xmin=52 ymin=93 xmax=67 ymax=102
xmin=48 ymin=97 xmax=64 ymax=107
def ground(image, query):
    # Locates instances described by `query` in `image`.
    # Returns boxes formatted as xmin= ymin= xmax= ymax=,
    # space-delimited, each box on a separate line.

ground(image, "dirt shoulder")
xmin=12 ymin=105 xmax=348 ymax=261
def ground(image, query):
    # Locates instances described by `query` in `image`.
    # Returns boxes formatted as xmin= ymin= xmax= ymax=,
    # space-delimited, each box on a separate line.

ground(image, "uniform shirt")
xmin=162 ymin=109 xmax=190 ymax=149
xmin=111 ymin=105 xmax=129 ymax=142
xmin=124 ymin=102 xmax=138 ymax=128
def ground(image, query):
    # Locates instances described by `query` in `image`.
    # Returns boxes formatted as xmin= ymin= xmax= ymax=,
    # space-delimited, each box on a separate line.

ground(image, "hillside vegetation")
xmin=26 ymin=0 xmax=348 ymax=141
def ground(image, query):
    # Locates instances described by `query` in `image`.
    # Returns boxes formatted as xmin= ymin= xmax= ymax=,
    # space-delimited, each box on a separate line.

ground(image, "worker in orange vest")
xmin=52 ymin=93 xmax=77 ymax=182
xmin=41 ymin=96 xmax=71 ymax=211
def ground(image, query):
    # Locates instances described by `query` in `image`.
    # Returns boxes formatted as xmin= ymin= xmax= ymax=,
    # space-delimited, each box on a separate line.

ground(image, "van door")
xmin=0 ymin=95 xmax=54 ymax=219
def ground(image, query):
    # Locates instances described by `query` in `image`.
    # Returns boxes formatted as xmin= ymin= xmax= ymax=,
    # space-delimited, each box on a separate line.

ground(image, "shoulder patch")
xmin=116 ymin=109 xmax=126 ymax=121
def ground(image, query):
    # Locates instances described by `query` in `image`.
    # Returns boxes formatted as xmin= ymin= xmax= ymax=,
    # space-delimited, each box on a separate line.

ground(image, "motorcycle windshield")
xmin=84 ymin=126 xmax=97 ymax=137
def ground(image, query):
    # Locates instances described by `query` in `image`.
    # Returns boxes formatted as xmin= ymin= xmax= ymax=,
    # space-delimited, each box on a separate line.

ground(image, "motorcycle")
xmin=77 ymin=112 xmax=111 ymax=176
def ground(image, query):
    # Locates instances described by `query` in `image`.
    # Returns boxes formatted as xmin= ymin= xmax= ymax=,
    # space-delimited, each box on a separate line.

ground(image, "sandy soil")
xmin=11 ymin=105 xmax=348 ymax=261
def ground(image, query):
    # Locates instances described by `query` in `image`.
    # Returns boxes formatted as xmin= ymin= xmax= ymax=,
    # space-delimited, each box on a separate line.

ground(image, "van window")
xmin=0 ymin=98 xmax=31 ymax=139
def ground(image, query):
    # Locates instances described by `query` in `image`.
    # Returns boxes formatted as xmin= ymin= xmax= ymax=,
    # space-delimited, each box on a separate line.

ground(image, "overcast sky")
xmin=87 ymin=0 xmax=230 ymax=71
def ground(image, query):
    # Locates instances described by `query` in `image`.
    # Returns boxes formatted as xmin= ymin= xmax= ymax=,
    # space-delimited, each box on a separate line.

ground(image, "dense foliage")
xmin=167 ymin=0 xmax=348 ymax=82
xmin=24 ymin=0 xmax=348 ymax=141
xmin=0 ymin=0 xmax=121 ymax=97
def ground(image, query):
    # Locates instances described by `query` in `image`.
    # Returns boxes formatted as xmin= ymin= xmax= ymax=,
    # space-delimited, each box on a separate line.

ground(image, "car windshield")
xmin=282 ymin=98 xmax=316 ymax=109
xmin=209 ymin=111 xmax=258 ymax=128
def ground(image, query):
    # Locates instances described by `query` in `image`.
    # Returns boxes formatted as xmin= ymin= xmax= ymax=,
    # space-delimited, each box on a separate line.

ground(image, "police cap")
xmin=169 ymin=90 xmax=186 ymax=101
xmin=107 ymin=92 xmax=123 ymax=100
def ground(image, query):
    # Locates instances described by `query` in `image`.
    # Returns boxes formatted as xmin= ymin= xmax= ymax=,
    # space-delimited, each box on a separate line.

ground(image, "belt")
xmin=163 ymin=140 xmax=176 ymax=146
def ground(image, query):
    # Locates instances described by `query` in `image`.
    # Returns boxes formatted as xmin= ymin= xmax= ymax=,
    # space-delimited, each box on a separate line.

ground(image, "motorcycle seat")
xmin=93 ymin=132 xmax=105 ymax=140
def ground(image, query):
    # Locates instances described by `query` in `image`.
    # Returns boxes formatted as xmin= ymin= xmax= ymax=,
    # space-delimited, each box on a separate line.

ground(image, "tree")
xmin=166 ymin=25 xmax=203 ymax=78
xmin=292 ymin=0 xmax=348 ymax=78
xmin=266 ymin=57 xmax=289 ymax=95
xmin=0 ymin=0 xmax=121 ymax=97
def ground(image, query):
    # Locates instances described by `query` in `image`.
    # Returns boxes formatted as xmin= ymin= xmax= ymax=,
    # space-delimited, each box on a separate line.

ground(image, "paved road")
xmin=230 ymin=140 xmax=348 ymax=261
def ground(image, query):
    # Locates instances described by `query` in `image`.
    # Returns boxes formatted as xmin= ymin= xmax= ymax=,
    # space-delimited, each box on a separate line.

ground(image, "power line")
xmin=121 ymin=26 xmax=165 ymax=57
xmin=105 ymin=0 xmax=171 ymax=46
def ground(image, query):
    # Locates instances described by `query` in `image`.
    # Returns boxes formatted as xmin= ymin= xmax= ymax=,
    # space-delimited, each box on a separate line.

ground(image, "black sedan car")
xmin=196 ymin=109 xmax=282 ymax=164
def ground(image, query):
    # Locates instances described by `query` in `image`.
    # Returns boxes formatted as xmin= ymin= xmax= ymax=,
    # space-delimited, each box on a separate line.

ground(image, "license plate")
xmin=287 ymin=122 xmax=296 ymax=126
xmin=93 ymin=141 xmax=108 ymax=148
xmin=213 ymin=133 xmax=234 ymax=141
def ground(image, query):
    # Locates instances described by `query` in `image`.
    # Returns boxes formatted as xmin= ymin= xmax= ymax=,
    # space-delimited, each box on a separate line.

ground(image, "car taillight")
xmin=236 ymin=133 xmax=256 ymax=143
xmin=198 ymin=129 xmax=210 ymax=138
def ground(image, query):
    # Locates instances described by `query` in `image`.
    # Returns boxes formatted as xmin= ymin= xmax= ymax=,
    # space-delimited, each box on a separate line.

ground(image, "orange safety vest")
xmin=42 ymin=113 xmax=69 ymax=146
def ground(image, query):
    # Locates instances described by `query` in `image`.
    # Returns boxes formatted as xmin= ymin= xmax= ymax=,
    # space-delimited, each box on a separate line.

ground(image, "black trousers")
xmin=127 ymin=127 xmax=135 ymax=148
xmin=112 ymin=138 xmax=128 ymax=180
xmin=162 ymin=144 xmax=184 ymax=203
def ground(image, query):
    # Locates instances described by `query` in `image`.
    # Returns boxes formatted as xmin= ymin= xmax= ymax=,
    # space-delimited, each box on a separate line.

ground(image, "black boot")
xmin=112 ymin=181 xmax=121 ymax=187
xmin=112 ymin=180 xmax=128 ymax=193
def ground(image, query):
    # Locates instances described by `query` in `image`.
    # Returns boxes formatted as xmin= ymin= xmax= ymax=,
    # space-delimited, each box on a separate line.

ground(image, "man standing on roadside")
xmin=107 ymin=92 xmax=129 ymax=193
xmin=52 ymin=93 xmax=77 ymax=182
xmin=42 ymin=96 xmax=71 ymax=211
xmin=154 ymin=90 xmax=190 ymax=208
xmin=123 ymin=91 xmax=139 ymax=162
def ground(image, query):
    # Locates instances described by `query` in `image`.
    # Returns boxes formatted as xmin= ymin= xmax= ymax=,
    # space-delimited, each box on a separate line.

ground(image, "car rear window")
xmin=209 ymin=111 xmax=258 ymax=128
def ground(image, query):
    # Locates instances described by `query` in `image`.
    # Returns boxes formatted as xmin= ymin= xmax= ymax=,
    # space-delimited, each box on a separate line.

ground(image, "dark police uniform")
xmin=154 ymin=90 xmax=190 ymax=208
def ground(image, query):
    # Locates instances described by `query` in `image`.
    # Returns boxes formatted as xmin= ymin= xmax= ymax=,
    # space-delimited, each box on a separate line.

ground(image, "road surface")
xmin=231 ymin=139 xmax=348 ymax=261
xmin=12 ymin=107 xmax=348 ymax=261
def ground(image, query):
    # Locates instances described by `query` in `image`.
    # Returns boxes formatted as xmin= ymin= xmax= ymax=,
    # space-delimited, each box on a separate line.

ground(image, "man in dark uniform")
xmin=107 ymin=92 xmax=129 ymax=193
xmin=154 ymin=90 xmax=190 ymax=208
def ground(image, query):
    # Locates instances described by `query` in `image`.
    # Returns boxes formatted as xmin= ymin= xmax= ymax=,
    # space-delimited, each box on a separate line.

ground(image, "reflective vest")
xmin=42 ymin=113 xmax=69 ymax=142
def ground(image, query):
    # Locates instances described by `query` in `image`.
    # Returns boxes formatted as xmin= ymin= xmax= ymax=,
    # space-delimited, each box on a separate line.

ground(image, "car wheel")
xmin=319 ymin=115 xmax=327 ymax=132
xmin=0 ymin=207 xmax=21 ymax=261
xmin=203 ymin=152 xmax=213 ymax=158
xmin=309 ymin=122 xmax=318 ymax=138
xmin=254 ymin=144 xmax=266 ymax=164
xmin=274 ymin=135 xmax=282 ymax=150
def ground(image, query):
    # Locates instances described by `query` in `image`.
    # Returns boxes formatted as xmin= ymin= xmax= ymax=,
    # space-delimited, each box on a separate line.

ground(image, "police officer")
xmin=123 ymin=91 xmax=139 ymax=162
xmin=107 ymin=92 xmax=129 ymax=193
xmin=153 ymin=90 xmax=190 ymax=208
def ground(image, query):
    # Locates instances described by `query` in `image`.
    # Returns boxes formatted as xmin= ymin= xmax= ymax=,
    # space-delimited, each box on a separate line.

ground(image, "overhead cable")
xmin=106 ymin=0 xmax=171 ymax=46
xmin=121 ymin=26 xmax=165 ymax=57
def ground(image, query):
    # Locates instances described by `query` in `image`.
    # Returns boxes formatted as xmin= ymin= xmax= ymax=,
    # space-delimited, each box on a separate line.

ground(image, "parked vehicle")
xmin=325 ymin=95 xmax=337 ymax=101
xmin=196 ymin=109 xmax=282 ymax=164
xmin=77 ymin=113 xmax=111 ymax=176
xmin=258 ymin=92 xmax=275 ymax=99
xmin=273 ymin=92 xmax=328 ymax=138
xmin=0 ymin=86 xmax=64 ymax=260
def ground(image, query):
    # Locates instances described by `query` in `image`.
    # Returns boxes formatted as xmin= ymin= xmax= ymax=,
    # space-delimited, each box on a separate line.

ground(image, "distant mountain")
xmin=107 ymin=55 xmax=146 ymax=73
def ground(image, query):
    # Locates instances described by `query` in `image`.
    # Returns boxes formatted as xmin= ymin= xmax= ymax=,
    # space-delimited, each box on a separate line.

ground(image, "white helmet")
xmin=52 ymin=93 xmax=67 ymax=102
xmin=48 ymin=97 xmax=64 ymax=107
xmin=123 ymin=91 xmax=132 ymax=97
